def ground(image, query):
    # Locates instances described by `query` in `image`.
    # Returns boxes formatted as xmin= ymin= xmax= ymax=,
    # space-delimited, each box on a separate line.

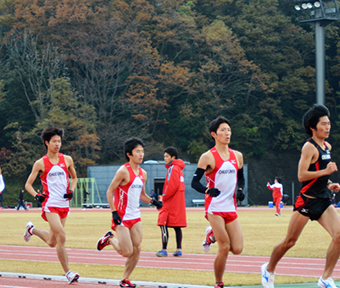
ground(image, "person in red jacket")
xmin=156 ymin=147 xmax=187 ymax=257
xmin=266 ymin=177 xmax=283 ymax=216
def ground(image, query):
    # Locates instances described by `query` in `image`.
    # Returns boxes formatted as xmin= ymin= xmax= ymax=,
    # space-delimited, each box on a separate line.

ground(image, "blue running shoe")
xmin=156 ymin=250 xmax=167 ymax=257
xmin=173 ymin=250 xmax=182 ymax=257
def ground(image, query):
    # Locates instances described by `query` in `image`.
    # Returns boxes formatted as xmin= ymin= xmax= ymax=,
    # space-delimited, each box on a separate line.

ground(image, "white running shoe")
xmin=65 ymin=271 xmax=79 ymax=284
xmin=318 ymin=277 xmax=338 ymax=288
xmin=23 ymin=221 xmax=34 ymax=242
xmin=261 ymin=262 xmax=274 ymax=288
xmin=202 ymin=226 xmax=215 ymax=253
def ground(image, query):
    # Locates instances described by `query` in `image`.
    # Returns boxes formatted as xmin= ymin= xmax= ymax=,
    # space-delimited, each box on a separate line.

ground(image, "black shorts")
xmin=294 ymin=193 xmax=331 ymax=221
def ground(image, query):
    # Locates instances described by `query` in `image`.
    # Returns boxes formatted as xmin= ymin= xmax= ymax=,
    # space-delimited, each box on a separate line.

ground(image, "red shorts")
xmin=42 ymin=206 xmax=69 ymax=222
xmin=111 ymin=218 xmax=141 ymax=230
xmin=205 ymin=211 xmax=238 ymax=224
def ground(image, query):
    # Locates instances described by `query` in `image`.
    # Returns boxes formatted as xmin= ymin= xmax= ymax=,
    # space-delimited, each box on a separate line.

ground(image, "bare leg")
xmin=318 ymin=205 xmax=340 ymax=279
xmin=122 ymin=222 xmax=142 ymax=280
xmin=45 ymin=213 xmax=69 ymax=273
xmin=267 ymin=211 xmax=308 ymax=272
xmin=208 ymin=214 xmax=242 ymax=283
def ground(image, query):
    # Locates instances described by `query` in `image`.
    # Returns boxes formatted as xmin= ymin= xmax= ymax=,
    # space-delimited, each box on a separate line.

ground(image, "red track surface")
xmin=0 ymin=244 xmax=336 ymax=278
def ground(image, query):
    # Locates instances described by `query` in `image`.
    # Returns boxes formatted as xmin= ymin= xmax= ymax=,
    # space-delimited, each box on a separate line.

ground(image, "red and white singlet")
xmin=40 ymin=153 xmax=70 ymax=208
xmin=205 ymin=147 xmax=239 ymax=214
xmin=114 ymin=163 xmax=144 ymax=221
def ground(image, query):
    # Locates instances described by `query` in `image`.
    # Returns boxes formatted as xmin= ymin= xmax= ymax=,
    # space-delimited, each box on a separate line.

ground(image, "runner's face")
xmin=129 ymin=145 xmax=144 ymax=164
xmin=313 ymin=116 xmax=331 ymax=139
xmin=212 ymin=123 xmax=231 ymax=144
xmin=46 ymin=135 xmax=61 ymax=153
xmin=164 ymin=152 xmax=175 ymax=165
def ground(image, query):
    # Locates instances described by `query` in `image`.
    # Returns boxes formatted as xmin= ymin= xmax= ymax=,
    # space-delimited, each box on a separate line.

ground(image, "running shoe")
xmin=172 ymin=250 xmax=182 ymax=257
xmin=65 ymin=271 xmax=79 ymax=284
xmin=261 ymin=262 xmax=274 ymax=288
xmin=23 ymin=221 xmax=34 ymax=242
xmin=318 ymin=277 xmax=338 ymax=288
xmin=156 ymin=249 xmax=168 ymax=257
xmin=214 ymin=282 xmax=224 ymax=288
xmin=202 ymin=226 xmax=215 ymax=253
xmin=120 ymin=279 xmax=138 ymax=288
xmin=96 ymin=231 xmax=113 ymax=251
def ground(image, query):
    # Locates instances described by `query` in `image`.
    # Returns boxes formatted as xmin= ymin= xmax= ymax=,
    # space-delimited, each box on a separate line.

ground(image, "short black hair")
xmin=275 ymin=177 xmax=282 ymax=183
xmin=164 ymin=146 xmax=179 ymax=159
xmin=124 ymin=137 xmax=144 ymax=161
xmin=209 ymin=116 xmax=231 ymax=139
xmin=303 ymin=104 xmax=330 ymax=137
xmin=41 ymin=127 xmax=64 ymax=149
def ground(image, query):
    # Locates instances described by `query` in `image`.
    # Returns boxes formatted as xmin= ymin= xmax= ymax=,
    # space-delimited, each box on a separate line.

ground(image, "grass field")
xmin=0 ymin=207 xmax=336 ymax=286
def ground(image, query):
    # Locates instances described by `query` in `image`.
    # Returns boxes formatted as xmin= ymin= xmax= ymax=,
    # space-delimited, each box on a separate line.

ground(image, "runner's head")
xmin=303 ymin=104 xmax=330 ymax=137
xmin=41 ymin=127 xmax=64 ymax=150
xmin=209 ymin=116 xmax=231 ymax=140
xmin=124 ymin=137 xmax=144 ymax=161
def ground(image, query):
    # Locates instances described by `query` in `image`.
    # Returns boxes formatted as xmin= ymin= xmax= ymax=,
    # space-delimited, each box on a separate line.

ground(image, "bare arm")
xmin=65 ymin=155 xmax=77 ymax=191
xmin=106 ymin=166 xmax=128 ymax=212
xmin=140 ymin=170 xmax=152 ymax=204
xmin=298 ymin=142 xmax=338 ymax=182
xmin=25 ymin=159 xmax=44 ymax=197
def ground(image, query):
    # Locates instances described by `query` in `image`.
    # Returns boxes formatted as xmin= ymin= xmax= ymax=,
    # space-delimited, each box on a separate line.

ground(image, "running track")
xmin=1 ymin=207 xmax=338 ymax=287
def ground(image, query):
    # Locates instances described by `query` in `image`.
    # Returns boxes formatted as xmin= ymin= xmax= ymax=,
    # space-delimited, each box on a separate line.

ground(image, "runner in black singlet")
xmin=261 ymin=104 xmax=340 ymax=288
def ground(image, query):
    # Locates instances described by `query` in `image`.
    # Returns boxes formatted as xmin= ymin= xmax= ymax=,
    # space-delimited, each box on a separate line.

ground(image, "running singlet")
xmin=205 ymin=147 xmax=239 ymax=213
xmin=114 ymin=163 xmax=144 ymax=221
xmin=41 ymin=153 xmax=70 ymax=208
xmin=300 ymin=138 xmax=331 ymax=199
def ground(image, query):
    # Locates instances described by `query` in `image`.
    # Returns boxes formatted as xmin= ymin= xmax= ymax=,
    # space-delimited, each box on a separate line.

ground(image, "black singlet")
xmin=300 ymin=138 xmax=331 ymax=199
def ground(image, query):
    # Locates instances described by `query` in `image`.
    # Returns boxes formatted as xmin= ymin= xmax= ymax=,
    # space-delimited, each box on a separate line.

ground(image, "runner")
xmin=96 ymin=137 xmax=162 ymax=288
xmin=261 ymin=104 xmax=340 ymax=288
xmin=191 ymin=116 xmax=245 ymax=288
xmin=24 ymin=127 xmax=79 ymax=284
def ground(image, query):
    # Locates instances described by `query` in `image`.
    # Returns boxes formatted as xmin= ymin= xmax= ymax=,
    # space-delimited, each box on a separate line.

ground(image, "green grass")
xmin=0 ymin=207 xmax=336 ymax=286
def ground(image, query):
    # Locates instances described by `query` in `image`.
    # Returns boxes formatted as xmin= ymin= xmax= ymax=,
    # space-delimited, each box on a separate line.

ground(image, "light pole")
xmin=294 ymin=0 xmax=340 ymax=105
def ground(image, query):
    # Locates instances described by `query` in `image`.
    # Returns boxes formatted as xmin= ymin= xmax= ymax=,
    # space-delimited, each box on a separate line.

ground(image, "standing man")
xmin=156 ymin=147 xmax=187 ymax=257
xmin=191 ymin=116 xmax=245 ymax=288
xmin=261 ymin=104 xmax=340 ymax=288
xmin=0 ymin=167 xmax=5 ymax=209
xmin=96 ymin=138 xmax=162 ymax=288
xmin=17 ymin=189 xmax=28 ymax=211
xmin=266 ymin=177 xmax=283 ymax=216
xmin=24 ymin=127 xmax=79 ymax=284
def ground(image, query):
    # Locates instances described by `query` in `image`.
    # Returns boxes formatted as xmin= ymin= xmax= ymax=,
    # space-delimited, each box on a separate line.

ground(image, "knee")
xmin=283 ymin=238 xmax=297 ymax=250
xmin=231 ymin=245 xmax=243 ymax=255
xmin=121 ymin=246 xmax=134 ymax=257
xmin=332 ymin=232 xmax=340 ymax=245
xmin=218 ymin=241 xmax=231 ymax=254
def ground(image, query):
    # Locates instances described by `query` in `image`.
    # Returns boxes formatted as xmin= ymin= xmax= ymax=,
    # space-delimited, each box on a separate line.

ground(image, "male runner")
xmin=24 ymin=127 xmax=79 ymax=284
xmin=191 ymin=116 xmax=245 ymax=288
xmin=96 ymin=137 xmax=162 ymax=288
xmin=261 ymin=104 xmax=340 ymax=288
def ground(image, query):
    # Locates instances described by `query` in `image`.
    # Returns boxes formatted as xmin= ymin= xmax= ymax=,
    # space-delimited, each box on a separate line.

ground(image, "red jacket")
xmin=157 ymin=159 xmax=187 ymax=227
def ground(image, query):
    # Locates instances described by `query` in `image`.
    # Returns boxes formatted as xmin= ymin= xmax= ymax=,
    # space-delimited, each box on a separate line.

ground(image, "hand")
xmin=35 ymin=193 xmax=47 ymax=203
xmin=206 ymin=188 xmax=220 ymax=197
xmin=64 ymin=190 xmax=73 ymax=199
xmin=326 ymin=162 xmax=338 ymax=175
xmin=329 ymin=183 xmax=340 ymax=193
xmin=112 ymin=211 xmax=122 ymax=225
xmin=150 ymin=198 xmax=163 ymax=209
xmin=237 ymin=188 xmax=245 ymax=201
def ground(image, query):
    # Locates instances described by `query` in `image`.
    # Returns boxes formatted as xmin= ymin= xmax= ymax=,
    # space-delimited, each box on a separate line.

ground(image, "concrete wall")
xmin=87 ymin=163 xmax=248 ymax=207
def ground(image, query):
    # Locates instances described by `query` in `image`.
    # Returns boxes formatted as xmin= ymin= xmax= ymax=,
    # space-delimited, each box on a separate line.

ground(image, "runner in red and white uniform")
xmin=96 ymin=138 xmax=162 ymax=288
xmin=24 ymin=127 xmax=79 ymax=284
xmin=266 ymin=177 xmax=283 ymax=216
xmin=191 ymin=116 xmax=245 ymax=288
xmin=261 ymin=104 xmax=340 ymax=288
